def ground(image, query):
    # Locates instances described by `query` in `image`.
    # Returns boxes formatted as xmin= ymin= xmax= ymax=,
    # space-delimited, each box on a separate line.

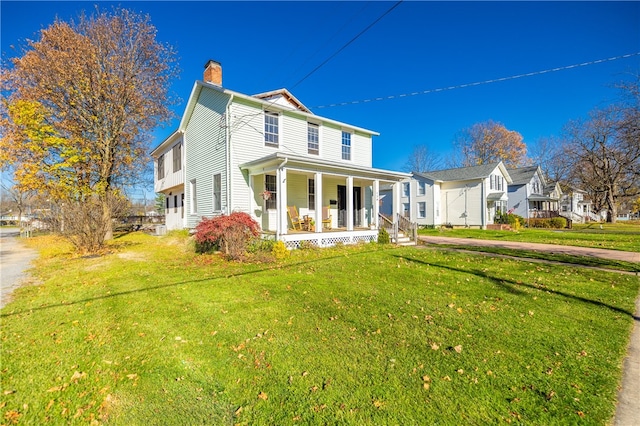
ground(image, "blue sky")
xmin=2 ymin=1 xmax=639 ymax=182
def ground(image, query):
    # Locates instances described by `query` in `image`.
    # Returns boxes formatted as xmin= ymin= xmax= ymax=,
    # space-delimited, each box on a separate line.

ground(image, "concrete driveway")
xmin=0 ymin=227 xmax=39 ymax=309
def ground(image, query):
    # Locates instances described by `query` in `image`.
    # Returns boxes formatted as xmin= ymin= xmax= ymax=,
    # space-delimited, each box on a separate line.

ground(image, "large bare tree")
xmin=452 ymin=120 xmax=527 ymax=167
xmin=1 ymin=7 xmax=178 ymax=252
xmin=403 ymin=144 xmax=443 ymax=173
xmin=562 ymin=104 xmax=640 ymax=223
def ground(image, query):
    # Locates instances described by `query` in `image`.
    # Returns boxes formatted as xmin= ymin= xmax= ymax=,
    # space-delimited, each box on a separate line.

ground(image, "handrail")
xmin=395 ymin=213 xmax=418 ymax=242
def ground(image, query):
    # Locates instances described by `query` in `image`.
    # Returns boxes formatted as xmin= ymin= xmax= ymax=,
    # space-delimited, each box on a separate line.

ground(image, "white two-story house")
xmin=506 ymin=165 xmax=561 ymax=220
xmin=382 ymin=162 xmax=513 ymax=229
xmin=152 ymin=60 xmax=410 ymax=248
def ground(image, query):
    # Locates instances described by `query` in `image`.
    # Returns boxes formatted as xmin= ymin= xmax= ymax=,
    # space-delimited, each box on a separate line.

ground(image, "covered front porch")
xmin=240 ymin=153 xmax=410 ymax=248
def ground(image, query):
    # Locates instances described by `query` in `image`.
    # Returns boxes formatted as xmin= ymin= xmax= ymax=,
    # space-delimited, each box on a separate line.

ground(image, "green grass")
xmin=1 ymin=232 xmax=639 ymax=425
xmin=418 ymin=223 xmax=640 ymax=252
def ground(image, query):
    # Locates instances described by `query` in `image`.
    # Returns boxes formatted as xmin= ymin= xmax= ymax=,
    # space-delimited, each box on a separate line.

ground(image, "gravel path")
xmin=0 ymin=228 xmax=39 ymax=309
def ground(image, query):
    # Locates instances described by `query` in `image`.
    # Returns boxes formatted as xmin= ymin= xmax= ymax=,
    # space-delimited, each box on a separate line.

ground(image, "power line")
xmin=312 ymin=52 xmax=640 ymax=109
xmin=291 ymin=0 xmax=404 ymax=90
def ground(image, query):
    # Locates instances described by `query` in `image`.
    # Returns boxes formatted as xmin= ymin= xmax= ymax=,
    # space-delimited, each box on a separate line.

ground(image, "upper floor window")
xmin=172 ymin=143 xmax=182 ymax=172
xmin=157 ymin=154 xmax=165 ymax=180
xmin=403 ymin=182 xmax=410 ymax=197
xmin=307 ymin=123 xmax=319 ymax=155
xmin=265 ymin=175 xmax=277 ymax=210
xmin=264 ymin=111 xmax=279 ymax=147
xmin=341 ymin=131 xmax=351 ymax=160
xmin=490 ymin=174 xmax=503 ymax=191
xmin=417 ymin=181 xmax=425 ymax=196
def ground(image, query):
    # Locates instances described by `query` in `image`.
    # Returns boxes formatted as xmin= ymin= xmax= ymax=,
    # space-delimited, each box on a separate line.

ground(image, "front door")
xmin=337 ymin=185 xmax=362 ymax=228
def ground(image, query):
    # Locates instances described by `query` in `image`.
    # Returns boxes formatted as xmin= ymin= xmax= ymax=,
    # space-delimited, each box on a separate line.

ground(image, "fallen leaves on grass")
xmin=257 ymin=392 xmax=268 ymax=400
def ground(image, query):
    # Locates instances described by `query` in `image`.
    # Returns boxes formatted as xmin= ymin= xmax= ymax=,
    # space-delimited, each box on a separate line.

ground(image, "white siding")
xmin=154 ymin=135 xmax=184 ymax=193
xmin=184 ymin=89 xmax=230 ymax=228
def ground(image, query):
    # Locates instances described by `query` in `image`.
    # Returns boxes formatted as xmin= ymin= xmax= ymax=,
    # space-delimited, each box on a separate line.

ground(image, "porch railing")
xmin=396 ymin=213 xmax=418 ymax=242
xmin=378 ymin=213 xmax=417 ymax=243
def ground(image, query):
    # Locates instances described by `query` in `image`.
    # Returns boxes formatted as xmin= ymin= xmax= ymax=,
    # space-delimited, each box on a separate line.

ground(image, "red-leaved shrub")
xmin=194 ymin=212 xmax=261 ymax=259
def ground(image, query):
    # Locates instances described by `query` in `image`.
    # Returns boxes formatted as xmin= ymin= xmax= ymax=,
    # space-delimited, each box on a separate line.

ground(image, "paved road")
xmin=0 ymin=227 xmax=39 ymax=309
xmin=419 ymin=235 xmax=640 ymax=425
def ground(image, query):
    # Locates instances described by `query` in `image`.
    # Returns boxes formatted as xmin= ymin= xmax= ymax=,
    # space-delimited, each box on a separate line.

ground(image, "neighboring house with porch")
xmin=506 ymin=165 xmax=561 ymax=220
xmin=559 ymin=187 xmax=604 ymax=223
xmin=152 ymin=60 xmax=411 ymax=248
xmin=381 ymin=162 xmax=513 ymax=229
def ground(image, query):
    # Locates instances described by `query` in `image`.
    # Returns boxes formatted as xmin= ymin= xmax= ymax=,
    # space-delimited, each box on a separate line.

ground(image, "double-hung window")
xmin=418 ymin=202 xmax=426 ymax=218
xmin=172 ymin=143 xmax=182 ymax=172
xmin=265 ymin=175 xmax=277 ymax=210
xmin=264 ymin=111 xmax=279 ymax=147
xmin=190 ymin=179 xmax=197 ymax=214
xmin=403 ymin=182 xmax=410 ymax=197
xmin=417 ymin=181 xmax=425 ymax=196
xmin=308 ymin=123 xmax=319 ymax=155
xmin=308 ymin=179 xmax=315 ymax=211
xmin=157 ymin=154 xmax=165 ymax=180
xmin=213 ymin=173 xmax=222 ymax=211
xmin=341 ymin=131 xmax=351 ymax=160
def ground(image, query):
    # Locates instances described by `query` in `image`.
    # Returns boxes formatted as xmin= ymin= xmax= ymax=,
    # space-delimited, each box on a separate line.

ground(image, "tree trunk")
xmin=102 ymin=198 xmax=113 ymax=241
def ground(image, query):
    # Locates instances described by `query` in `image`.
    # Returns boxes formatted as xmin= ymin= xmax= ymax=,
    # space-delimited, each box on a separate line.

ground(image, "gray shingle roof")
xmin=506 ymin=166 xmax=540 ymax=185
xmin=415 ymin=162 xmax=503 ymax=182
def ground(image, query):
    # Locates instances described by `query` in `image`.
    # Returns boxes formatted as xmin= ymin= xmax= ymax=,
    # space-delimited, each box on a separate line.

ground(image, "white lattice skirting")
xmin=281 ymin=230 xmax=378 ymax=249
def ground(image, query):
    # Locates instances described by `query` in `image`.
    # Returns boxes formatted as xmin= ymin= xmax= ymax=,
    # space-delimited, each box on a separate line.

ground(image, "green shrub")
xmin=247 ymin=236 xmax=276 ymax=254
xmin=378 ymin=227 xmax=390 ymax=244
xmin=551 ymin=217 xmax=568 ymax=228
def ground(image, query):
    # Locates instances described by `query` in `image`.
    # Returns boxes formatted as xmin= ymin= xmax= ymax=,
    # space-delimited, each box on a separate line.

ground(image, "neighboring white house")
xmin=381 ymin=162 xmax=513 ymax=229
xmin=152 ymin=60 xmax=411 ymax=248
xmin=506 ymin=166 xmax=561 ymax=220
xmin=558 ymin=187 xmax=605 ymax=223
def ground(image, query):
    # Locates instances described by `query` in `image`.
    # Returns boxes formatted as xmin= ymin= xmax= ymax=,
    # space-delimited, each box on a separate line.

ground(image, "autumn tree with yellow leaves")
xmin=452 ymin=120 xmax=527 ymax=167
xmin=1 ymin=7 xmax=178 ymax=252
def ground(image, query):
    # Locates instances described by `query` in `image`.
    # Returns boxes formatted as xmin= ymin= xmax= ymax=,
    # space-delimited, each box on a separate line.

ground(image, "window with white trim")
xmin=157 ymin=154 xmax=165 ymax=180
xmin=264 ymin=111 xmax=279 ymax=147
xmin=265 ymin=175 xmax=277 ymax=210
xmin=417 ymin=202 xmax=426 ymax=218
xmin=172 ymin=143 xmax=182 ymax=172
xmin=403 ymin=182 xmax=410 ymax=197
xmin=402 ymin=203 xmax=410 ymax=218
xmin=417 ymin=181 xmax=425 ymax=196
xmin=213 ymin=173 xmax=221 ymax=211
xmin=308 ymin=179 xmax=316 ymax=211
xmin=341 ymin=131 xmax=351 ymax=160
xmin=190 ymin=179 xmax=197 ymax=214
xmin=307 ymin=123 xmax=319 ymax=155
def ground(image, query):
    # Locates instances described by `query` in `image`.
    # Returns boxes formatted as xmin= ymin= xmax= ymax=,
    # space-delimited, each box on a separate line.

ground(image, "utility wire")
xmin=291 ymin=0 xmax=403 ymax=90
xmin=312 ymin=52 xmax=640 ymax=109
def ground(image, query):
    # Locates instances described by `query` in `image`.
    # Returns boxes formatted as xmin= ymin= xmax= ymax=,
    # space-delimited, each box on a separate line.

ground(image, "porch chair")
xmin=287 ymin=205 xmax=304 ymax=230
xmin=322 ymin=206 xmax=332 ymax=229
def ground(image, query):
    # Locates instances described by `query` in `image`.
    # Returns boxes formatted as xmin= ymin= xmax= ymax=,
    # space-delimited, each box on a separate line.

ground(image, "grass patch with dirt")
xmin=1 ymin=232 xmax=638 ymax=425
xmin=418 ymin=223 xmax=640 ymax=253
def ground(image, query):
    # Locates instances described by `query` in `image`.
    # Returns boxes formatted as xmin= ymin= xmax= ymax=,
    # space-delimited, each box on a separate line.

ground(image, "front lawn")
xmin=419 ymin=223 xmax=640 ymax=252
xmin=1 ymin=232 xmax=638 ymax=425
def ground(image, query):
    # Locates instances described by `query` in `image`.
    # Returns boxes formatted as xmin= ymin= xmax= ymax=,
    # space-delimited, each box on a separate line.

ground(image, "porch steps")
xmin=393 ymin=231 xmax=416 ymax=246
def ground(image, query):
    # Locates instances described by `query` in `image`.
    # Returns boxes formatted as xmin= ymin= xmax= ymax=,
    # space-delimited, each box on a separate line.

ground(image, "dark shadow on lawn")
xmin=391 ymin=253 xmax=640 ymax=322
xmin=0 ymin=247 xmax=395 ymax=318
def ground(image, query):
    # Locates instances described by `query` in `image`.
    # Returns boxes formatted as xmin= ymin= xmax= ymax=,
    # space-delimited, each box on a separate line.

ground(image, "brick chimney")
xmin=203 ymin=59 xmax=222 ymax=86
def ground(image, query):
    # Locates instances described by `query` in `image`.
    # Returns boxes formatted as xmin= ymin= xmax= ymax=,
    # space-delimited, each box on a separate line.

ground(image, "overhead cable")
xmin=312 ymin=52 xmax=640 ymax=109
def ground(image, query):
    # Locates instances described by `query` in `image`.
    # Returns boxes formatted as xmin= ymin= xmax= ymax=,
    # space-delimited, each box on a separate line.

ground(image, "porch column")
xmin=314 ymin=172 xmax=323 ymax=233
xmin=392 ymin=182 xmax=400 ymax=219
xmin=373 ymin=179 xmax=380 ymax=228
xmin=277 ymin=167 xmax=288 ymax=236
xmin=346 ymin=176 xmax=354 ymax=231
